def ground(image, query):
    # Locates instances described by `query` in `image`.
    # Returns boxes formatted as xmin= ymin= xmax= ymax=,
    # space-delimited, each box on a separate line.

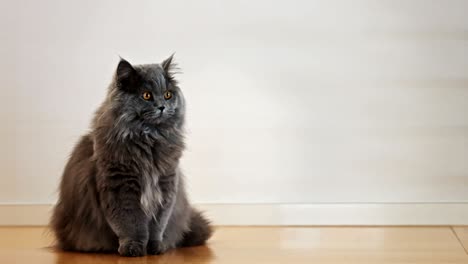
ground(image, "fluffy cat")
xmin=51 ymin=55 xmax=212 ymax=257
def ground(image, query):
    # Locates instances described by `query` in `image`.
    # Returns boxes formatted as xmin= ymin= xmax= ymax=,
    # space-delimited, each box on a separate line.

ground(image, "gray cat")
xmin=50 ymin=55 xmax=213 ymax=257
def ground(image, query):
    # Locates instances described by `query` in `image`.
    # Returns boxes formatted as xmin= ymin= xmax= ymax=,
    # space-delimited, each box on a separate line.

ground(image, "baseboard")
xmin=1 ymin=203 xmax=468 ymax=226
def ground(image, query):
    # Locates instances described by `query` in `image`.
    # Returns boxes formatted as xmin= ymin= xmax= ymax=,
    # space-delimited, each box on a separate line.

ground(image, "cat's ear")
xmin=116 ymin=58 xmax=139 ymax=91
xmin=161 ymin=53 xmax=177 ymax=83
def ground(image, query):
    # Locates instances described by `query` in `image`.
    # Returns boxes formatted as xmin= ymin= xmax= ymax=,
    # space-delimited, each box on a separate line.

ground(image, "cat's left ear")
xmin=161 ymin=53 xmax=177 ymax=83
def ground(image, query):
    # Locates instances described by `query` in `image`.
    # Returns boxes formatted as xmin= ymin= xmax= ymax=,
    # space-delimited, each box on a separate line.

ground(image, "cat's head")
xmin=109 ymin=55 xmax=185 ymax=130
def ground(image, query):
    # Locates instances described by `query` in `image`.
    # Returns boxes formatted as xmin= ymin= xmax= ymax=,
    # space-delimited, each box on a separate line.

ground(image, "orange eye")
xmin=142 ymin=92 xmax=152 ymax=100
xmin=164 ymin=91 xmax=172 ymax=100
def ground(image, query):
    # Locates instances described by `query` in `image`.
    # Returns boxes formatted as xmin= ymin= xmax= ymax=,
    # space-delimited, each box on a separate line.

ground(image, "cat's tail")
xmin=179 ymin=209 xmax=213 ymax=247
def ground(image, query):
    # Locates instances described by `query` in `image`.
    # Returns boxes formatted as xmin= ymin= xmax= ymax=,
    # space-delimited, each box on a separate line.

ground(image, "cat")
xmin=50 ymin=55 xmax=213 ymax=257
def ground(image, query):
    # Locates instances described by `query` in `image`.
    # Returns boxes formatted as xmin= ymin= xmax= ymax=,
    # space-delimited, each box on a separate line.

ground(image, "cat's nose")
xmin=158 ymin=106 xmax=165 ymax=112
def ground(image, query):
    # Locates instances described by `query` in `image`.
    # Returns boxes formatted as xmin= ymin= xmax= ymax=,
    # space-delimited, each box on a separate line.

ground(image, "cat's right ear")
xmin=116 ymin=58 xmax=139 ymax=91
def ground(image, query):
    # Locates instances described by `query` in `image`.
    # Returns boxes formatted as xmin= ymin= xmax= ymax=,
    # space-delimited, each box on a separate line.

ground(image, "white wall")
xmin=1 ymin=0 xmax=467 ymax=213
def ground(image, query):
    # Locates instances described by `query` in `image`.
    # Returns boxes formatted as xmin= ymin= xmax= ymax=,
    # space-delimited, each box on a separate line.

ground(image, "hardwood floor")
xmin=453 ymin=227 xmax=468 ymax=254
xmin=0 ymin=226 xmax=467 ymax=263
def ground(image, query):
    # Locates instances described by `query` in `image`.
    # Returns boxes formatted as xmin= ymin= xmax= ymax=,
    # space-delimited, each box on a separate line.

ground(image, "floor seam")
xmin=451 ymin=227 xmax=468 ymax=256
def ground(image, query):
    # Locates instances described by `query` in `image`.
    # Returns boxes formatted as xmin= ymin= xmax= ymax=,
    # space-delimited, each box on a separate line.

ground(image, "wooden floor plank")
xmin=0 ymin=226 xmax=467 ymax=264
xmin=452 ymin=227 xmax=468 ymax=255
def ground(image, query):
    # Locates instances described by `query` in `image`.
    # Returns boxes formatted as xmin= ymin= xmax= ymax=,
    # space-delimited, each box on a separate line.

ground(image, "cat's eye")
xmin=164 ymin=91 xmax=173 ymax=100
xmin=142 ymin=91 xmax=152 ymax=100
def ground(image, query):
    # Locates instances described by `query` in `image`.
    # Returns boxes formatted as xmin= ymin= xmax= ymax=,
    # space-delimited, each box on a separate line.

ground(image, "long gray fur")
xmin=50 ymin=55 xmax=213 ymax=257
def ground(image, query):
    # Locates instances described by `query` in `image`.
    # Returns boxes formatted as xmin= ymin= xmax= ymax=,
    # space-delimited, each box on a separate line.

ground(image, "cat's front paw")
xmin=118 ymin=240 xmax=146 ymax=257
xmin=147 ymin=240 xmax=168 ymax=255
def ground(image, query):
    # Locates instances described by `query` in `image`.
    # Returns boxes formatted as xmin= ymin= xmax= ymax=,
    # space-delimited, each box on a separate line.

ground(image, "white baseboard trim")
xmin=1 ymin=203 xmax=468 ymax=226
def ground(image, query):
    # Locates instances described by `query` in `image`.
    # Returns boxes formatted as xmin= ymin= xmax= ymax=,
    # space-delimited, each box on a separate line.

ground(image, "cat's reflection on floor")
xmin=51 ymin=245 xmax=215 ymax=264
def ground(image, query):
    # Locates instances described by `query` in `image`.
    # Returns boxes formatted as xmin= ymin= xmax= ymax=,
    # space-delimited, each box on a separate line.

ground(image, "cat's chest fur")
xmin=139 ymin=139 xmax=181 ymax=217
